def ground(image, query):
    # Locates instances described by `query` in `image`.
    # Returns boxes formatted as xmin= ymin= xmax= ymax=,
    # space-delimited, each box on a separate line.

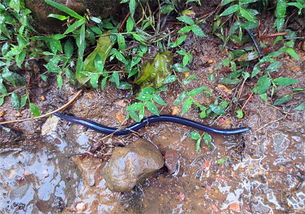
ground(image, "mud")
xmin=1 ymin=6 xmax=304 ymax=214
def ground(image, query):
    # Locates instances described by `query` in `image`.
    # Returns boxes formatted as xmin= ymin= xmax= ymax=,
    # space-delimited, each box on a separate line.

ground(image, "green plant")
xmin=189 ymin=130 xmax=213 ymax=153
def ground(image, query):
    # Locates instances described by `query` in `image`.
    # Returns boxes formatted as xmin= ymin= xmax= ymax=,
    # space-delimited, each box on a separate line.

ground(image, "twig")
xmin=254 ymin=115 xmax=287 ymax=133
xmin=0 ymin=90 xmax=83 ymax=125
xmin=241 ymin=92 xmax=253 ymax=110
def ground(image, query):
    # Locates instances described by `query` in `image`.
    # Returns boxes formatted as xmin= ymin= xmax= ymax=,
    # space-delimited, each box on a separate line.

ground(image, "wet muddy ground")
xmin=1 ymin=10 xmax=305 ymax=214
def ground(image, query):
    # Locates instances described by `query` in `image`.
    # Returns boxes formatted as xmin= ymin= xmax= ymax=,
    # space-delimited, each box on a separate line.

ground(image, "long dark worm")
xmin=54 ymin=113 xmax=251 ymax=136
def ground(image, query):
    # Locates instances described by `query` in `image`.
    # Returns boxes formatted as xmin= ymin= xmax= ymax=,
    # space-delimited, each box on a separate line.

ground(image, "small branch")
xmin=254 ymin=115 xmax=287 ymax=133
xmin=0 ymin=90 xmax=83 ymax=125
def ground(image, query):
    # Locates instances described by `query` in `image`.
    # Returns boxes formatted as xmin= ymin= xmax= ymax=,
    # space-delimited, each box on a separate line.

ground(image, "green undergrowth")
xmin=1 ymin=0 xmax=305 ymax=150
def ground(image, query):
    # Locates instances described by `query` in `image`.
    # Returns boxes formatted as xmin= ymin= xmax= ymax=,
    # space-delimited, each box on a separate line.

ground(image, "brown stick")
xmin=0 ymin=90 xmax=83 ymax=125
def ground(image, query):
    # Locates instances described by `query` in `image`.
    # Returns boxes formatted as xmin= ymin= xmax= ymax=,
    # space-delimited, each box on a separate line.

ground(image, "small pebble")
xmin=76 ymin=202 xmax=87 ymax=212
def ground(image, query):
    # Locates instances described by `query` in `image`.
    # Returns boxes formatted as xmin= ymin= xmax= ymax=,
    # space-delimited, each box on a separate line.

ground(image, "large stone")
xmin=103 ymin=139 xmax=164 ymax=192
xmin=25 ymin=0 xmax=120 ymax=33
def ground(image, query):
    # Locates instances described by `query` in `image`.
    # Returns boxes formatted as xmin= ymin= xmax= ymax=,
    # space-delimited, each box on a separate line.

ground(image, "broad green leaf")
xmin=170 ymin=35 xmax=187 ymax=48
xmin=126 ymin=102 xmax=145 ymax=111
xmin=134 ymin=52 xmax=173 ymax=88
xmin=129 ymin=0 xmax=136 ymax=17
xmin=146 ymin=101 xmax=160 ymax=115
xmin=30 ymin=103 xmax=41 ymax=117
xmin=64 ymin=19 xmax=85 ymax=35
xmin=126 ymin=16 xmax=134 ymax=32
xmin=57 ymin=75 xmax=63 ymax=88
xmin=89 ymin=73 xmax=100 ymax=88
xmin=216 ymin=156 xmax=228 ymax=164
xmin=189 ymin=86 xmax=208 ymax=96
xmin=191 ymin=25 xmax=206 ymax=37
xmin=117 ymin=34 xmax=127 ymax=50
xmin=178 ymin=26 xmax=193 ymax=34
xmin=0 ymin=79 xmax=7 ymax=95
xmin=44 ymin=0 xmax=84 ymax=20
xmin=209 ymin=104 xmax=225 ymax=115
xmin=153 ymin=94 xmax=166 ymax=105
xmin=172 ymin=63 xmax=190 ymax=73
xmin=64 ymin=39 xmax=74 ymax=58
xmin=221 ymin=0 xmax=235 ymax=6
xmin=239 ymin=7 xmax=256 ymax=22
xmin=77 ymin=34 xmax=114 ymax=85
xmin=177 ymin=15 xmax=194 ymax=25
xmin=274 ymin=95 xmax=292 ymax=105
xmin=190 ymin=130 xmax=201 ymax=140
xmin=284 ymin=48 xmax=299 ymax=60
xmin=174 ymin=91 xmax=187 ymax=105
xmin=219 ymin=4 xmax=239 ymax=17
xmin=11 ymin=92 xmax=20 ymax=110
xmin=163 ymin=75 xmax=177 ymax=84
xmin=137 ymin=87 xmax=155 ymax=101
xmin=235 ymin=109 xmax=244 ymax=119
xmin=253 ymin=75 xmax=271 ymax=94
xmin=111 ymin=72 xmax=120 ymax=87
xmin=203 ymin=132 xmax=213 ymax=148
xmin=131 ymin=32 xmax=145 ymax=42
xmin=20 ymin=95 xmax=27 ymax=108
xmin=273 ymin=77 xmax=298 ymax=86
xmin=94 ymin=54 xmax=104 ymax=72
xmin=182 ymin=97 xmax=193 ymax=114
xmin=0 ymin=96 xmax=4 ymax=106
xmin=294 ymin=102 xmax=305 ymax=111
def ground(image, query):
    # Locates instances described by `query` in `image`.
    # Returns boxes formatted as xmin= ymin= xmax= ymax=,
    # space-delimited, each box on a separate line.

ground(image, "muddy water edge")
xmin=1 ymin=19 xmax=305 ymax=214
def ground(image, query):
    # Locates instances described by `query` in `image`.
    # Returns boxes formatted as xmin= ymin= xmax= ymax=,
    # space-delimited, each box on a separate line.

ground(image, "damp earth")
xmin=1 ymin=8 xmax=305 ymax=214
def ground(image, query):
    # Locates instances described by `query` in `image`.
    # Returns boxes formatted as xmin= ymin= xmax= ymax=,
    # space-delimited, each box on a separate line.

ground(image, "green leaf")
xmin=64 ymin=39 xmax=74 ymax=58
xmin=209 ymin=104 xmax=225 ymax=115
xmin=273 ymin=77 xmax=299 ymax=86
xmin=137 ymin=87 xmax=155 ymax=101
xmin=274 ymin=95 xmax=292 ymax=105
xmin=11 ymin=92 xmax=20 ymax=110
xmin=170 ymin=35 xmax=187 ymax=48
xmin=284 ymin=48 xmax=299 ymax=60
xmin=44 ymin=0 xmax=84 ymax=20
xmin=153 ymin=94 xmax=166 ymax=105
xmin=190 ymin=130 xmax=201 ymax=140
xmin=77 ymin=34 xmax=113 ymax=85
xmin=253 ymin=75 xmax=271 ymax=94
xmin=48 ymin=14 xmax=68 ymax=21
xmin=111 ymin=72 xmax=120 ymax=87
xmin=221 ymin=0 xmax=235 ymax=6
xmin=20 ymin=95 xmax=27 ymax=108
xmin=219 ymin=4 xmax=239 ymax=17
xmin=0 ymin=96 xmax=4 ymax=106
xmin=30 ymin=103 xmax=41 ymax=117
xmin=146 ymin=101 xmax=160 ymax=115
xmin=172 ymin=64 xmax=190 ymax=73
xmin=203 ymin=132 xmax=213 ymax=148
xmin=0 ymin=79 xmax=7 ymax=96
xmin=294 ymin=102 xmax=305 ymax=111
xmin=117 ymin=34 xmax=127 ymax=50
xmin=64 ymin=19 xmax=85 ymax=35
xmin=216 ymin=156 xmax=228 ymax=164
xmin=191 ymin=25 xmax=206 ymax=37
xmin=239 ymin=7 xmax=256 ymax=22
xmin=57 ymin=75 xmax=63 ymax=88
xmin=131 ymin=32 xmax=145 ymax=42
xmin=182 ymin=97 xmax=193 ymax=114
xmin=174 ymin=91 xmax=187 ymax=105
xmin=177 ymin=15 xmax=194 ymax=25
xmin=126 ymin=16 xmax=134 ymax=32
xmin=235 ymin=109 xmax=244 ymax=119
xmin=129 ymin=0 xmax=136 ymax=17
xmin=163 ymin=75 xmax=177 ymax=84
xmin=178 ymin=26 xmax=193 ymax=34
xmin=188 ymin=86 xmax=208 ymax=97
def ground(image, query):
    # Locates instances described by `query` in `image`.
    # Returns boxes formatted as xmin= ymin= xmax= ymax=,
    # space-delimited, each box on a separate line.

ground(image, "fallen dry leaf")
xmin=229 ymin=202 xmax=241 ymax=213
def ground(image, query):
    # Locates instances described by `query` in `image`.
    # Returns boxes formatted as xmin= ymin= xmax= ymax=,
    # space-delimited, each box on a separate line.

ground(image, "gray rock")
xmin=103 ymin=139 xmax=164 ymax=192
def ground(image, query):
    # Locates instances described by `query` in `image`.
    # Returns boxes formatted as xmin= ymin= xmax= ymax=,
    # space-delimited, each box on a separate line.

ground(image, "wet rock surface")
xmin=103 ymin=139 xmax=164 ymax=192
xmin=25 ymin=0 xmax=120 ymax=32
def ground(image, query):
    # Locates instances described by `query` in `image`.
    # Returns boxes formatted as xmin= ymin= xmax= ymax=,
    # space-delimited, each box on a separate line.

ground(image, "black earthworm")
xmin=54 ymin=113 xmax=251 ymax=136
